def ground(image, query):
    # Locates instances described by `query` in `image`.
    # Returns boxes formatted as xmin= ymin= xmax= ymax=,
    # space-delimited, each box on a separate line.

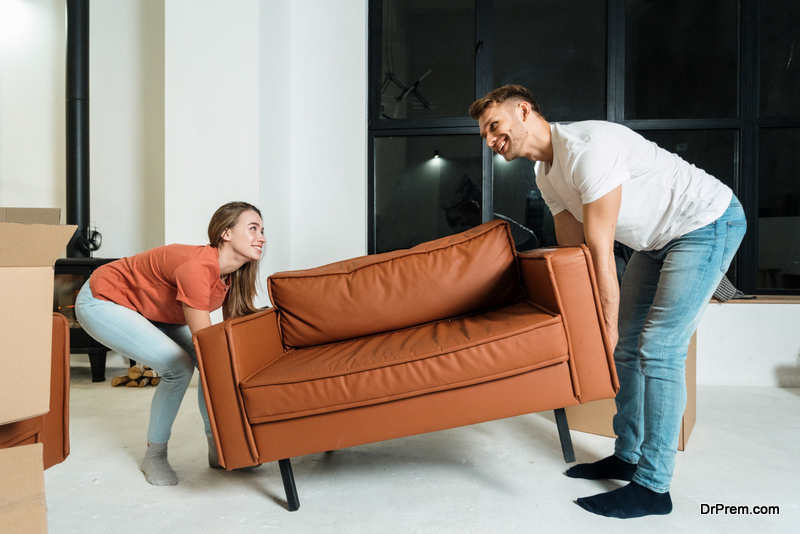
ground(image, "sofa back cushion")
xmin=268 ymin=220 xmax=523 ymax=348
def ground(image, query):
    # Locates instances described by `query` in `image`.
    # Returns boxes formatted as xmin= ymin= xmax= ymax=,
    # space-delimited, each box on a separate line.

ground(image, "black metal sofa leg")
xmin=279 ymin=459 xmax=300 ymax=511
xmin=554 ymin=408 xmax=576 ymax=463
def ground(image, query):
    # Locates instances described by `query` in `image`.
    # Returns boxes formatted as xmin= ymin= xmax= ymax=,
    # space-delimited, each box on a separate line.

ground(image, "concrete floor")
xmin=45 ymin=355 xmax=799 ymax=533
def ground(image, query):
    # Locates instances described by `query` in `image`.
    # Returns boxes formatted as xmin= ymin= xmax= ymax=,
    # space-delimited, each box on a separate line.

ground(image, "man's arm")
xmin=582 ymin=186 xmax=622 ymax=350
xmin=553 ymin=210 xmax=585 ymax=246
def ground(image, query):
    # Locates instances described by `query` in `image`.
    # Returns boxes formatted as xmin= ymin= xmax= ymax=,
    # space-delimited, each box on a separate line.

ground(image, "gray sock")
xmin=140 ymin=441 xmax=178 ymax=486
xmin=207 ymin=436 xmax=221 ymax=469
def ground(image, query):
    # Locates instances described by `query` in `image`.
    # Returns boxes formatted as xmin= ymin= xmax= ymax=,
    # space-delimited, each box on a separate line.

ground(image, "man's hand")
xmin=606 ymin=322 xmax=619 ymax=353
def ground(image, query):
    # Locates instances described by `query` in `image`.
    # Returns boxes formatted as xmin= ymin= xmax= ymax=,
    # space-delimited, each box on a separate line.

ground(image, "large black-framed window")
xmin=369 ymin=0 xmax=800 ymax=295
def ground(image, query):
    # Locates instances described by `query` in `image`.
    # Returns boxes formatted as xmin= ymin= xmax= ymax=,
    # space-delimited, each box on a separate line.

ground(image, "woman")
xmin=75 ymin=202 xmax=265 ymax=486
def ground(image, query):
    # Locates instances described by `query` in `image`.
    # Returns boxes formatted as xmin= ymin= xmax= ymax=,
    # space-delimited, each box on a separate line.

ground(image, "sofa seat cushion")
xmin=240 ymin=302 xmax=569 ymax=424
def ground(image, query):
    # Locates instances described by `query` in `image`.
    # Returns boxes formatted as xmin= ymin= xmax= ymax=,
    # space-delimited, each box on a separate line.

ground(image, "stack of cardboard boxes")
xmin=0 ymin=208 xmax=76 ymax=533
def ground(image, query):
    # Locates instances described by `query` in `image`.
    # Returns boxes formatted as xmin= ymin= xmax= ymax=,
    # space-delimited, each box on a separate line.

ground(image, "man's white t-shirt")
xmin=536 ymin=121 xmax=733 ymax=251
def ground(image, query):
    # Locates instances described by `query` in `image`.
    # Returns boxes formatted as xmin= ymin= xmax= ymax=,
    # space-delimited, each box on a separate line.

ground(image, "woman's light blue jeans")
xmin=75 ymin=280 xmax=212 ymax=444
xmin=612 ymin=196 xmax=746 ymax=493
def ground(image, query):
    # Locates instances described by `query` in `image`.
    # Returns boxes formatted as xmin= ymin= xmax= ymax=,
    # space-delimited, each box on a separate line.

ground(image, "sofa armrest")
xmin=518 ymin=246 xmax=619 ymax=403
xmin=42 ymin=313 xmax=70 ymax=469
xmin=194 ymin=308 xmax=285 ymax=469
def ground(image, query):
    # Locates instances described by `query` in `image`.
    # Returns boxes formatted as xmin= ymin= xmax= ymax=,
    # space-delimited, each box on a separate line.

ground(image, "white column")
xmin=288 ymin=0 xmax=368 ymax=270
xmin=164 ymin=0 xmax=260 ymax=248
xmin=90 ymin=0 xmax=165 ymax=257
xmin=259 ymin=0 xmax=293 ymax=291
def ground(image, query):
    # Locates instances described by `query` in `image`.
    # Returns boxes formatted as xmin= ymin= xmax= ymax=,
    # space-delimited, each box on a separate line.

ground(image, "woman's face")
xmin=223 ymin=210 xmax=265 ymax=262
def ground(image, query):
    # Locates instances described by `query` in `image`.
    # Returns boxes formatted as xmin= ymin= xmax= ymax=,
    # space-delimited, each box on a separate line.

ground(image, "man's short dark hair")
xmin=469 ymin=84 xmax=543 ymax=120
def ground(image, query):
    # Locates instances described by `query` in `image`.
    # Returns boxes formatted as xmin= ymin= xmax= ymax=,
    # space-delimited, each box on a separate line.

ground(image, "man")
xmin=470 ymin=85 xmax=746 ymax=518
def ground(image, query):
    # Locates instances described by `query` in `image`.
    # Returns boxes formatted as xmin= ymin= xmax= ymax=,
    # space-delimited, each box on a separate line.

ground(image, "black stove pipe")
xmin=66 ymin=0 xmax=91 ymax=257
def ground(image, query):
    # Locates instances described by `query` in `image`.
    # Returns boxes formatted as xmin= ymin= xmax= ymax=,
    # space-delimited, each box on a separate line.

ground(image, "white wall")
xmin=288 ymin=0 xmax=368 ymax=270
xmin=259 ymin=0 xmax=293 ymax=285
xmin=91 ymin=0 xmax=165 ymax=257
xmin=162 ymin=0 xmax=367 ymax=308
xmin=164 ymin=0 xmax=261 ymax=248
xmin=0 ymin=0 xmax=65 ymax=212
xmin=697 ymin=302 xmax=800 ymax=387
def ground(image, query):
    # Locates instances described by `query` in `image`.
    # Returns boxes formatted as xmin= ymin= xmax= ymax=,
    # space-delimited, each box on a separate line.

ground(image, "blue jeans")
xmin=612 ymin=196 xmax=746 ymax=493
xmin=75 ymin=281 xmax=212 ymax=444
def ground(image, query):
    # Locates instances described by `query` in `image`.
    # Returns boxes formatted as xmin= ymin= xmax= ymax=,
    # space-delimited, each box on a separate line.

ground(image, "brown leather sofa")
xmin=0 ymin=313 xmax=71 ymax=469
xmin=194 ymin=220 xmax=618 ymax=511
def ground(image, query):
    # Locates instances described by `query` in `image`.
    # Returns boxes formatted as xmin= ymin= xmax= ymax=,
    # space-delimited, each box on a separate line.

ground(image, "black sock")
xmin=576 ymin=481 xmax=673 ymax=518
xmin=565 ymin=454 xmax=637 ymax=481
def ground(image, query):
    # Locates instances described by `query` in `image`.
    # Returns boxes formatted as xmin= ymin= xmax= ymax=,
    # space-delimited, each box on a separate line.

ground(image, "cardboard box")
xmin=0 ymin=443 xmax=48 ymax=533
xmin=564 ymin=332 xmax=697 ymax=451
xmin=0 ymin=208 xmax=76 ymax=425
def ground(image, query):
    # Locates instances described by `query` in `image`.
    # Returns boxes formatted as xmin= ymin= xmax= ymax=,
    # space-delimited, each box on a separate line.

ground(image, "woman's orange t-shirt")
xmin=90 ymin=244 xmax=229 ymax=324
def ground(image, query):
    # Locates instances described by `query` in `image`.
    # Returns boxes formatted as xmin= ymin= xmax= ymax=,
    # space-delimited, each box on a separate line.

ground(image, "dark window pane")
xmin=760 ymin=0 xmax=800 ymax=117
xmin=380 ymin=0 xmax=475 ymax=119
xmin=758 ymin=128 xmax=800 ymax=290
xmin=492 ymin=155 xmax=556 ymax=251
xmin=375 ymin=136 xmax=482 ymax=253
xmin=637 ymin=130 xmax=738 ymax=191
xmin=494 ymin=0 xmax=606 ymax=122
xmin=625 ymin=0 xmax=739 ymax=120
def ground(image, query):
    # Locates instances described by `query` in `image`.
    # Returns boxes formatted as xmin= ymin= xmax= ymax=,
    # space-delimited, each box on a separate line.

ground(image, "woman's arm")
xmin=183 ymin=303 xmax=213 ymax=335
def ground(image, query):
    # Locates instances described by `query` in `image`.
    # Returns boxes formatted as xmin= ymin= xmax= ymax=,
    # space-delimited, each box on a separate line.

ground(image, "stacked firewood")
xmin=110 ymin=363 xmax=161 ymax=388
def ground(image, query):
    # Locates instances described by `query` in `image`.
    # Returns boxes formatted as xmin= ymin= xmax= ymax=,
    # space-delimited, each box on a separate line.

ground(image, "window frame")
xmin=368 ymin=0 xmax=800 ymax=295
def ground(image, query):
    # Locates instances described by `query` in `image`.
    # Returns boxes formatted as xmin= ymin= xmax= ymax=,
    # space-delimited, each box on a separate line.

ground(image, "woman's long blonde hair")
xmin=208 ymin=202 xmax=263 ymax=318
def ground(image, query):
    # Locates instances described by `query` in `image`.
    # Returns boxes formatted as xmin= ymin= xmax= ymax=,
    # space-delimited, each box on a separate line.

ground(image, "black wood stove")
xmin=54 ymin=258 xmax=117 ymax=382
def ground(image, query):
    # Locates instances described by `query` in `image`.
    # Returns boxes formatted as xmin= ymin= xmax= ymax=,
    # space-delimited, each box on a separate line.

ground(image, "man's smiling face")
xmin=478 ymin=101 xmax=529 ymax=162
